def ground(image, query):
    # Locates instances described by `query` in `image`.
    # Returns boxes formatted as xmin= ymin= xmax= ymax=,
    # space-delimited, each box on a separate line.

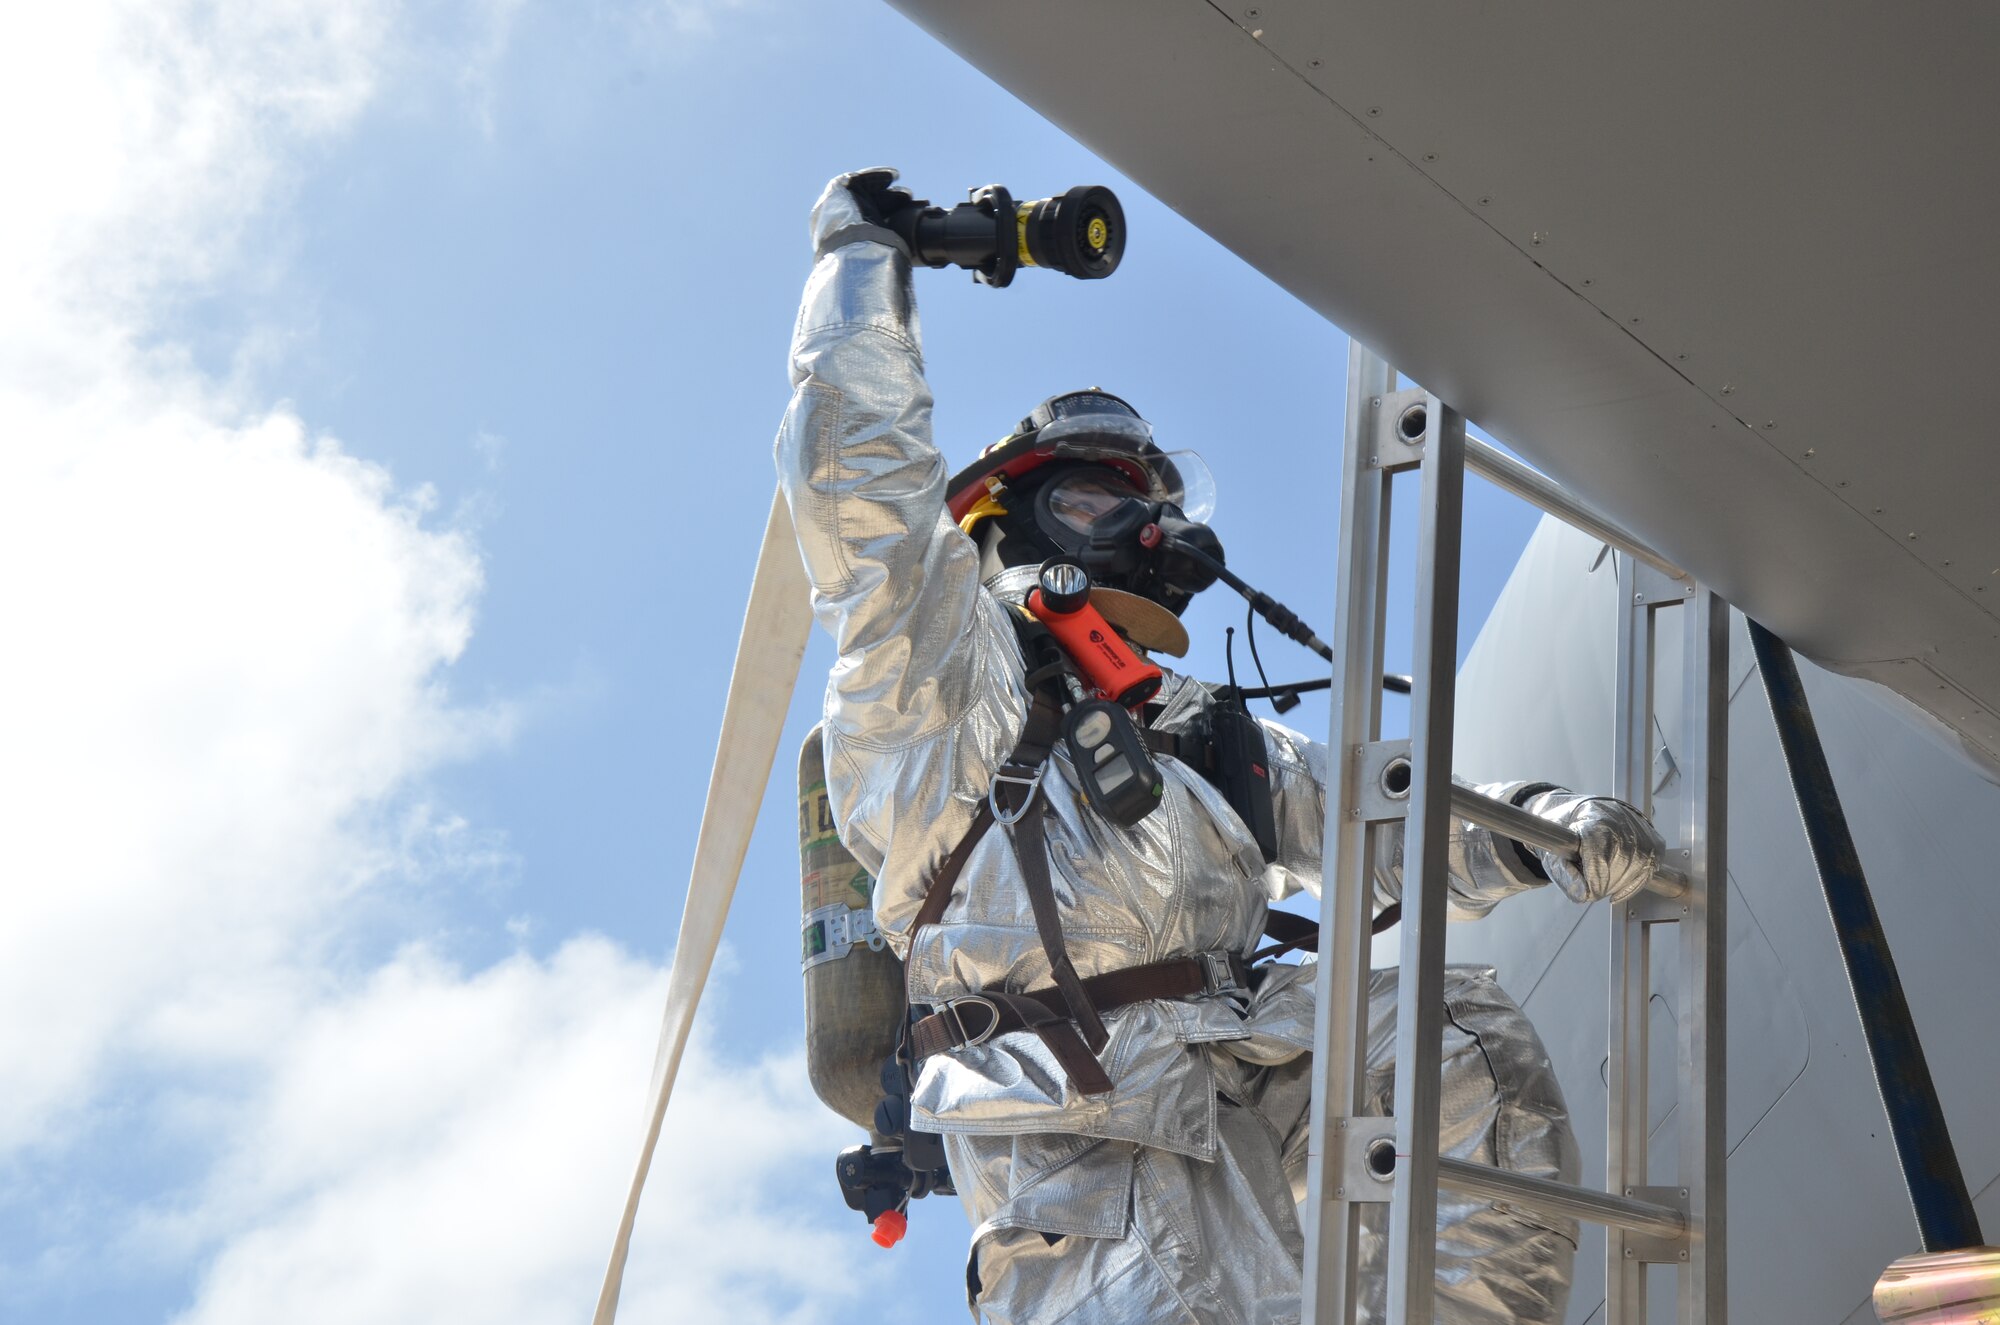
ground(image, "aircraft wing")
xmin=886 ymin=0 xmax=2000 ymax=771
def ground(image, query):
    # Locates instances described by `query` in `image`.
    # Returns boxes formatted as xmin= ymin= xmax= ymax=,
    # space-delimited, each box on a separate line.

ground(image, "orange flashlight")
xmin=1026 ymin=559 xmax=1162 ymax=708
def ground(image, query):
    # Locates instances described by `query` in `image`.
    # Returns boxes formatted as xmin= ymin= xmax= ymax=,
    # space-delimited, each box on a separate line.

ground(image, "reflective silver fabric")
xmin=1368 ymin=778 xmax=1558 ymax=923
xmin=1519 ymin=788 xmax=1667 ymax=904
xmin=1351 ymin=966 xmax=1580 ymax=1324
xmin=778 ymin=171 xmax=1583 ymax=1323
xmin=950 ymin=966 xmax=1578 ymax=1325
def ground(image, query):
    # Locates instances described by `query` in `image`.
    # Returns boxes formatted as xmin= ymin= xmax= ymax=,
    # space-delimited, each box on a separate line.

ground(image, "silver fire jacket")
xmin=774 ymin=177 xmax=1559 ymax=1160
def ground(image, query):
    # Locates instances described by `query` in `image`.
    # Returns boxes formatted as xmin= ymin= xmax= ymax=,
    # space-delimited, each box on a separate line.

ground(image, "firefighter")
xmin=778 ymin=170 xmax=1662 ymax=1324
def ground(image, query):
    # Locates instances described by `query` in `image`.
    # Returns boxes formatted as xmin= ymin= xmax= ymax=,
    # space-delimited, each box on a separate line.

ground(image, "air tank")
xmin=798 ymin=725 xmax=904 ymax=1131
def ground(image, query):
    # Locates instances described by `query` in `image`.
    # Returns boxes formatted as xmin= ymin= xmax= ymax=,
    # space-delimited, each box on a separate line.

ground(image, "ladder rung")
xmin=1436 ymin=1156 xmax=1687 ymax=1240
xmin=1448 ymin=782 xmax=1689 ymax=898
xmin=1464 ymin=436 xmax=1688 ymax=585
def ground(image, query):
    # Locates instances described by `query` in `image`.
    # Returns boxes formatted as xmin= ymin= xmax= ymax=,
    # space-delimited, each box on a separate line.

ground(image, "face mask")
xmin=978 ymin=464 xmax=1226 ymax=615
xmin=1076 ymin=496 xmax=1224 ymax=615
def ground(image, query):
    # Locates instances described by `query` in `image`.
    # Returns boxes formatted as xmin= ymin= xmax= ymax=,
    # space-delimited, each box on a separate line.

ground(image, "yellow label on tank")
xmin=798 ymin=780 xmax=842 ymax=850
xmin=799 ymin=778 xmax=875 ymax=913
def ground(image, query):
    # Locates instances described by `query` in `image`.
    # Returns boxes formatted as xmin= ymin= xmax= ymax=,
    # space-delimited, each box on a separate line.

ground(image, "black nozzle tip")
xmin=1023 ymin=186 xmax=1124 ymax=280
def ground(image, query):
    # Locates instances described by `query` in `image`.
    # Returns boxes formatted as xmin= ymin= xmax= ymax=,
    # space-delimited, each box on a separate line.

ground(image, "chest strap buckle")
xmin=1201 ymin=950 xmax=1248 ymax=997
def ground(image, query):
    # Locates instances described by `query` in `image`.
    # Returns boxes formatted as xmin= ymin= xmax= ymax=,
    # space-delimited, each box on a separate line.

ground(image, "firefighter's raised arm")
xmin=774 ymin=172 xmax=1003 ymax=757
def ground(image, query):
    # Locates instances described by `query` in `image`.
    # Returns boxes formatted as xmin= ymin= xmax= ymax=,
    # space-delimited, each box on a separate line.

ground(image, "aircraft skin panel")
xmin=885 ymin=0 xmax=2000 ymax=773
xmin=1444 ymin=518 xmax=2000 ymax=1322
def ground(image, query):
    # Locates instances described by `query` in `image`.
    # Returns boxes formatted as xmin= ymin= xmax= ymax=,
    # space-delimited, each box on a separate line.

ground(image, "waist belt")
xmin=910 ymin=950 xmax=1251 ymax=1062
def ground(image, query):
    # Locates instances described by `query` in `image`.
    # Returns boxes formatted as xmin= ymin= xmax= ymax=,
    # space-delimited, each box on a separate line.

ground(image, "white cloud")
xmin=0 ymin=396 xmax=496 ymax=1149
xmin=158 ymin=940 xmax=869 ymax=1325
xmin=0 ymin=1 xmax=393 ymax=389
xmin=0 ymin=1 xmax=848 ymax=1320
xmin=0 ymin=0 xmax=491 ymax=1127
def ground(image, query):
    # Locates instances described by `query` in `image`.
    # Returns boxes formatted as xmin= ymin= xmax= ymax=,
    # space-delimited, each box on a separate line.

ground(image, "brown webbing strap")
xmin=1006 ymin=794 xmax=1110 ymax=1054
xmin=1259 ymin=909 xmax=1318 ymax=952
xmin=908 ymin=694 xmax=1065 ymax=937
xmin=1248 ymin=903 xmax=1402 ymax=963
xmin=981 ymin=989 xmax=1114 ymax=1096
xmin=903 ymin=794 xmax=1115 ymax=1097
xmin=911 ymin=799 xmax=993 ymax=934
xmin=909 ymin=951 xmax=1243 ymax=1062
xmin=900 ymin=690 xmax=1117 ymax=1092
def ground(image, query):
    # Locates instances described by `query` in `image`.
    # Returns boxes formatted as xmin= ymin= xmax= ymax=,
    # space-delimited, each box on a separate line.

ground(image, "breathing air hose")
xmin=1164 ymin=534 xmax=1333 ymax=661
xmin=1161 ymin=533 xmax=1413 ymax=697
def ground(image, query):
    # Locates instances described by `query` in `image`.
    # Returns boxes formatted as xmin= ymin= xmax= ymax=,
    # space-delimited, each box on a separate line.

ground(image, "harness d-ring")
xmin=988 ymin=766 xmax=1044 ymax=826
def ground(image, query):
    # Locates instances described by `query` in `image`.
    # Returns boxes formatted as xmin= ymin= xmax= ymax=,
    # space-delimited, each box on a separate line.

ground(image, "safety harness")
xmin=899 ymin=608 xmax=1317 ymax=1096
xmin=845 ymin=607 xmax=1413 ymax=1243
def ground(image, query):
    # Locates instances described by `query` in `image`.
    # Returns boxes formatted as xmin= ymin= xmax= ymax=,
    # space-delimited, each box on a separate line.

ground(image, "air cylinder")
xmin=798 ymin=725 xmax=905 ymax=1132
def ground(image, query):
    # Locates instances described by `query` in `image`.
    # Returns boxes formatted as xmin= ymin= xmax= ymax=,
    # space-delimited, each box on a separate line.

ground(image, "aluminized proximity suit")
xmin=777 ymin=176 xmax=1648 ymax=1324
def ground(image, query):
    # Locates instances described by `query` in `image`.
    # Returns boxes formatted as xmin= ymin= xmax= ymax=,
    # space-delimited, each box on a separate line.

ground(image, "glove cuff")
xmin=1505 ymin=781 xmax=1565 ymax=882
xmin=815 ymin=221 xmax=911 ymax=263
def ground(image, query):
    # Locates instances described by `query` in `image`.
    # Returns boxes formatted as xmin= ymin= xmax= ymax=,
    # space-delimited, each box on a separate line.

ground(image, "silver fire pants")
xmin=946 ymin=966 xmax=1580 ymax=1325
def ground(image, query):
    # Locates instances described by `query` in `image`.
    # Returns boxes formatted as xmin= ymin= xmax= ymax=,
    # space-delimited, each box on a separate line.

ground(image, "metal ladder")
xmin=1299 ymin=342 xmax=1728 ymax=1323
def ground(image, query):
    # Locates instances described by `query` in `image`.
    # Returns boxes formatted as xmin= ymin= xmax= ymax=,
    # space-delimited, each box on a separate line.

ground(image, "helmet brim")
xmin=945 ymin=427 xmax=1215 ymax=525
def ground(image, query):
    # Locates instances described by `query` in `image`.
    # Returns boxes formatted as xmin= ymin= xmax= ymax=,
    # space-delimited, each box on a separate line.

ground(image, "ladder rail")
xmin=1298 ymin=346 xmax=1397 ymax=1325
xmin=1380 ymin=390 xmax=1466 ymax=1321
xmin=1304 ymin=342 xmax=1729 ymax=1322
xmin=1607 ymin=556 xmax=1666 ymax=1317
xmin=1678 ymin=588 xmax=1730 ymax=1322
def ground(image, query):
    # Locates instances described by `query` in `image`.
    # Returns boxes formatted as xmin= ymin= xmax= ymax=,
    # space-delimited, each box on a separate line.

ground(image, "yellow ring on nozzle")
xmin=1015 ymin=203 xmax=1037 ymax=268
xmin=1086 ymin=216 xmax=1109 ymax=252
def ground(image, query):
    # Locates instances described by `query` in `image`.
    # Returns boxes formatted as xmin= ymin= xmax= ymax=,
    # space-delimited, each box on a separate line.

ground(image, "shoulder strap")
xmin=903 ymin=614 xmax=1126 ymax=1092
xmin=1007 ymin=795 xmax=1110 ymax=1054
xmin=905 ymin=688 xmax=1116 ymax=1093
xmin=910 ymin=692 xmax=1064 ymax=935
xmin=911 ymin=800 xmax=993 ymax=933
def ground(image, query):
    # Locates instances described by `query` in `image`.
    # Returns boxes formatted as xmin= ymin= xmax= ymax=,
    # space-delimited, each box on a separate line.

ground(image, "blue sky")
xmin=0 ymin=3 xmax=1540 ymax=1321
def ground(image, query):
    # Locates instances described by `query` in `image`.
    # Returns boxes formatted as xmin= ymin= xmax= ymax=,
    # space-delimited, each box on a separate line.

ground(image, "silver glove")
xmin=809 ymin=168 xmax=909 ymax=260
xmin=1520 ymin=789 xmax=1665 ymax=905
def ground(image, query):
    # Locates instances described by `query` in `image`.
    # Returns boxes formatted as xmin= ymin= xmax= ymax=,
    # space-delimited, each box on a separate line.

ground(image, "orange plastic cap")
xmin=870 ymin=1210 xmax=908 ymax=1248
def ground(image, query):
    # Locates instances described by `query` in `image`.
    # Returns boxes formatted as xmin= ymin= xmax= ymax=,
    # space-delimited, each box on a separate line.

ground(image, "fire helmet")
xmin=946 ymin=391 xmax=1224 ymax=650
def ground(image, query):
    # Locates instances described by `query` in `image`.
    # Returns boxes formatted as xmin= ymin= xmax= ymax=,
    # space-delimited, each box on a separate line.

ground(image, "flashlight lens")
xmin=1038 ymin=558 xmax=1091 ymax=612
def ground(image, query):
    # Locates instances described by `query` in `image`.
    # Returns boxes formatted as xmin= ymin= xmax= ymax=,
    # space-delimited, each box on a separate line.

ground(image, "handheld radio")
xmin=1025 ymin=559 xmax=1164 ymax=827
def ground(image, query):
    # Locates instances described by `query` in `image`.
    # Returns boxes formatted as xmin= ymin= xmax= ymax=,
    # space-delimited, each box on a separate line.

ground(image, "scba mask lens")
xmin=1039 ymin=445 xmax=1214 ymax=525
xmin=1043 ymin=469 xmax=1149 ymax=540
xmin=1040 ymin=478 xmax=1223 ymax=612
xmin=1032 ymin=418 xmax=1218 ymax=526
